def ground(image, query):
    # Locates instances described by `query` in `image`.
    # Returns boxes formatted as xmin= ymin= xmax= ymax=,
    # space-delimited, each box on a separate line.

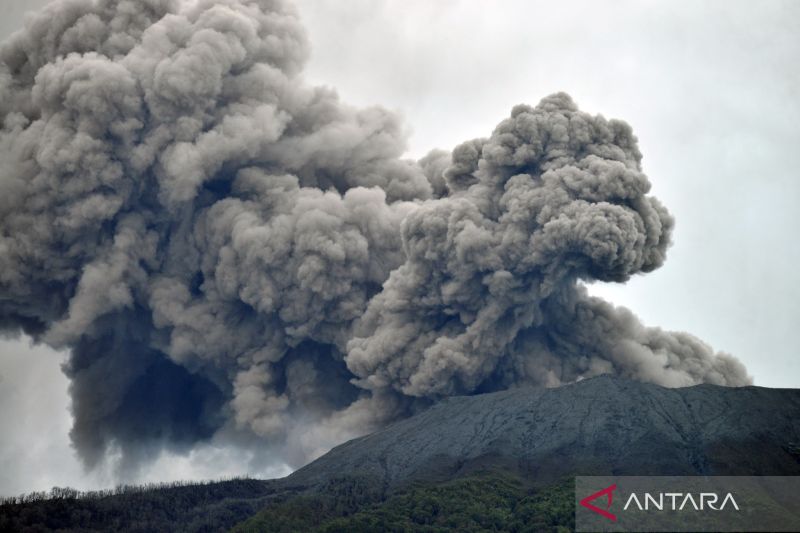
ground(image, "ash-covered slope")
xmin=5 ymin=376 xmax=799 ymax=533
xmin=287 ymin=375 xmax=800 ymax=491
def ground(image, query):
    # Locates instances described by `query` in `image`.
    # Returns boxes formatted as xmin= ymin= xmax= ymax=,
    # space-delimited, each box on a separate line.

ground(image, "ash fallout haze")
xmin=0 ymin=0 xmax=798 ymax=496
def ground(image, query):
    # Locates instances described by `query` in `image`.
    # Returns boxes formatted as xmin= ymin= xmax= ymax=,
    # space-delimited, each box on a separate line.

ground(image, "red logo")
xmin=580 ymin=484 xmax=618 ymax=522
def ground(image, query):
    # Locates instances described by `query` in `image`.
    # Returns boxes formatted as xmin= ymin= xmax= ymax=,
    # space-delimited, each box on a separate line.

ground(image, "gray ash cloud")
xmin=0 ymin=0 xmax=750 ymax=473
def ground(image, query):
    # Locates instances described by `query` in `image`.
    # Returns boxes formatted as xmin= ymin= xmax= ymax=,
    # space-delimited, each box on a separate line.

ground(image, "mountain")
xmin=3 ymin=375 xmax=800 ymax=532
xmin=286 ymin=374 xmax=800 ymax=492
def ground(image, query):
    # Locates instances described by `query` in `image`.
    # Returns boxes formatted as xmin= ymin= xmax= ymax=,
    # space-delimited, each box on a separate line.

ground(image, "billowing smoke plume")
xmin=0 ymin=0 xmax=749 ymax=473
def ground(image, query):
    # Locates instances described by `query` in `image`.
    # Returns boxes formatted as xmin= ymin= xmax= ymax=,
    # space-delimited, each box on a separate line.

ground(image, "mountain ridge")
xmin=4 ymin=375 xmax=799 ymax=531
xmin=285 ymin=374 xmax=800 ymax=491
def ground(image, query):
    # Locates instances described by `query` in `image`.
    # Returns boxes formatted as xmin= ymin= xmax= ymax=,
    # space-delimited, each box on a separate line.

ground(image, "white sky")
xmin=1 ymin=0 xmax=798 ymax=496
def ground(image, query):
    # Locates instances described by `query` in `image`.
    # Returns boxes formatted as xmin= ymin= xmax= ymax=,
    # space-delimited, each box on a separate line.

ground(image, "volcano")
xmin=5 ymin=375 xmax=798 ymax=532
xmin=286 ymin=374 xmax=800 ymax=491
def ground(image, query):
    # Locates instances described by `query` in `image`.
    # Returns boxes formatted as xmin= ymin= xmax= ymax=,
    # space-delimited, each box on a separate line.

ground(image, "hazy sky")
xmin=1 ymin=0 xmax=798 ymax=496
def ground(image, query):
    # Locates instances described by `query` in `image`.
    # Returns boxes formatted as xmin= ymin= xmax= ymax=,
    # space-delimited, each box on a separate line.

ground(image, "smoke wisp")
xmin=0 ymin=0 xmax=750 ymax=474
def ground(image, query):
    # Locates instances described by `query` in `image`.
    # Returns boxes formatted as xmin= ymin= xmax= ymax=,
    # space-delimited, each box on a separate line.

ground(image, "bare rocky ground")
xmin=287 ymin=374 xmax=800 ymax=491
xmin=5 ymin=375 xmax=799 ymax=531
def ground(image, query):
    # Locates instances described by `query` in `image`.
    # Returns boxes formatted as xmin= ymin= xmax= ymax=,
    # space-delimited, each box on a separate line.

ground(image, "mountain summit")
xmin=288 ymin=375 xmax=800 ymax=491
xmin=4 ymin=376 xmax=799 ymax=531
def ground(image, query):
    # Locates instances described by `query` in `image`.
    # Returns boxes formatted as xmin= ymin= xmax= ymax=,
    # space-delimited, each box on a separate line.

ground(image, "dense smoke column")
xmin=0 ymin=0 xmax=749 ymax=473
xmin=0 ymin=0 xmax=428 ymax=468
xmin=346 ymin=94 xmax=749 ymax=397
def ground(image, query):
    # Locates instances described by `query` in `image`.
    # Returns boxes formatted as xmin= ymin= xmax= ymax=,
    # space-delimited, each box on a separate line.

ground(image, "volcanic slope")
xmin=286 ymin=374 xmax=800 ymax=491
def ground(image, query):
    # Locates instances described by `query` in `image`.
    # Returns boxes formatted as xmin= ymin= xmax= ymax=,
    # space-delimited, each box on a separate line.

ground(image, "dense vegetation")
xmin=235 ymin=473 xmax=574 ymax=532
xmin=1 ymin=472 xmax=574 ymax=532
xmin=0 ymin=478 xmax=282 ymax=532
